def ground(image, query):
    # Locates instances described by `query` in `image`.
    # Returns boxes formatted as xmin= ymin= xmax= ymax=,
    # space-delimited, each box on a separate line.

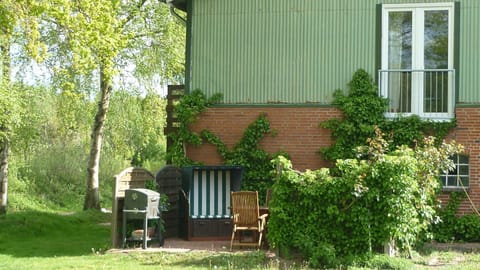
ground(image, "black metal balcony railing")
xmin=378 ymin=69 xmax=455 ymax=118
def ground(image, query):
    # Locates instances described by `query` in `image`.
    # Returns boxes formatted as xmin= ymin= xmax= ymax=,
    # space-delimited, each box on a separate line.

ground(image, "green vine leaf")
xmin=320 ymin=69 xmax=456 ymax=162
xmin=167 ymin=89 xmax=222 ymax=167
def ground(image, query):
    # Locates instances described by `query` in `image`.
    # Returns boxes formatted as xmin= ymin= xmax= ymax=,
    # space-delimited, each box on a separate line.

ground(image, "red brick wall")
xmin=442 ymin=107 xmax=480 ymax=215
xmin=186 ymin=107 xmax=341 ymax=171
xmin=186 ymin=106 xmax=480 ymax=215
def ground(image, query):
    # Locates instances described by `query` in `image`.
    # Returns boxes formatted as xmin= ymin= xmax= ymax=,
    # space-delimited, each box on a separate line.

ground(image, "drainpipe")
xmin=165 ymin=0 xmax=186 ymax=25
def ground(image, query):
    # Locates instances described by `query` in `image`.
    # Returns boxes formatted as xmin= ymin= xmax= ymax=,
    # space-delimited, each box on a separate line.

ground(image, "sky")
xmin=10 ymin=43 xmax=169 ymax=98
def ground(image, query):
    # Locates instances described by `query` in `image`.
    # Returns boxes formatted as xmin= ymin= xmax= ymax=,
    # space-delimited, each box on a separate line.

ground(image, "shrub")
xmin=431 ymin=192 xmax=480 ymax=242
xmin=456 ymin=214 xmax=480 ymax=242
xmin=362 ymin=254 xmax=415 ymax=270
xmin=268 ymin=129 xmax=462 ymax=268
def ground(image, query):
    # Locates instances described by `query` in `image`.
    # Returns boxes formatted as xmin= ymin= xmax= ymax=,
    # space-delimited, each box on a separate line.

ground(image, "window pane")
xmin=459 ymin=155 xmax=469 ymax=164
xmin=459 ymin=165 xmax=469 ymax=176
xmin=447 ymin=176 xmax=457 ymax=186
xmin=460 ymin=177 xmax=469 ymax=187
xmin=449 ymin=165 xmax=458 ymax=175
xmin=424 ymin=10 xmax=449 ymax=69
xmin=388 ymin=72 xmax=411 ymax=112
xmin=388 ymin=12 xmax=412 ymax=113
xmin=440 ymin=176 xmax=447 ymax=186
xmin=424 ymin=10 xmax=449 ymax=113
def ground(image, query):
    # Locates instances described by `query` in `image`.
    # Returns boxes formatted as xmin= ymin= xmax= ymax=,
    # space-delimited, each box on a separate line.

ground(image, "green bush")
xmin=456 ymin=214 xmax=480 ymax=241
xmin=9 ymin=140 xmax=129 ymax=211
xmin=268 ymin=130 xmax=462 ymax=268
xmin=431 ymin=192 xmax=480 ymax=242
xmin=362 ymin=254 xmax=415 ymax=270
xmin=18 ymin=144 xmax=88 ymax=209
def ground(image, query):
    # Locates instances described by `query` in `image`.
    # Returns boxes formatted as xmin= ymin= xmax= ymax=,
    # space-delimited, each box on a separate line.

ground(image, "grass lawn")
xmin=0 ymin=251 xmax=271 ymax=270
xmin=2 ymin=209 xmax=480 ymax=269
xmin=0 ymin=210 xmax=272 ymax=270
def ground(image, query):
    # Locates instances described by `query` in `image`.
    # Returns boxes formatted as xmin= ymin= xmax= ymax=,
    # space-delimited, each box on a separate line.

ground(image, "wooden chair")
xmin=230 ymin=191 xmax=268 ymax=250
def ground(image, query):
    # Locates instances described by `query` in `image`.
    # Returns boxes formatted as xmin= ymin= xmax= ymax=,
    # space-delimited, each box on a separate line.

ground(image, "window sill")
xmin=384 ymin=113 xmax=454 ymax=122
xmin=441 ymin=187 xmax=469 ymax=192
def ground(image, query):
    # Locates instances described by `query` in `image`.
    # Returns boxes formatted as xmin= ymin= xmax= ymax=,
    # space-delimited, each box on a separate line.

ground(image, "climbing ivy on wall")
xmin=320 ymin=69 xmax=456 ymax=163
xmin=320 ymin=69 xmax=388 ymax=161
xmin=169 ymin=90 xmax=283 ymax=198
xmin=203 ymin=113 xmax=285 ymax=197
xmin=167 ymin=89 xmax=222 ymax=167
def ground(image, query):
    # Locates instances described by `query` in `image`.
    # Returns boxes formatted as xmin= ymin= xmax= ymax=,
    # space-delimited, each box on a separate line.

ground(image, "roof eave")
xmin=161 ymin=0 xmax=187 ymax=12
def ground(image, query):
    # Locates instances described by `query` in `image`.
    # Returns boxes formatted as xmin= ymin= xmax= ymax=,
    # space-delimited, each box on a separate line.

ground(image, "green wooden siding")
xmin=459 ymin=1 xmax=480 ymax=103
xmin=188 ymin=0 xmax=480 ymax=104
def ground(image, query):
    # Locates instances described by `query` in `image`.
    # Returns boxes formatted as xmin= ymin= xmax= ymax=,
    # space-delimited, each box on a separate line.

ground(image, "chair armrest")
xmin=232 ymin=213 xmax=239 ymax=223
xmin=258 ymin=213 xmax=268 ymax=231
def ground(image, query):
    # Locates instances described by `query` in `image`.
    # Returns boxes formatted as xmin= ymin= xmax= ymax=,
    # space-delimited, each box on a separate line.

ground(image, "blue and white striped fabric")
xmin=190 ymin=169 xmax=231 ymax=219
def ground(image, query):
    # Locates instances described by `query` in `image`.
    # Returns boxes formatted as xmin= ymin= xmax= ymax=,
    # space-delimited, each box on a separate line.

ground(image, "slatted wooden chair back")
xmin=230 ymin=191 xmax=268 ymax=250
xmin=231 ymin=191 xmax=259 ymax=227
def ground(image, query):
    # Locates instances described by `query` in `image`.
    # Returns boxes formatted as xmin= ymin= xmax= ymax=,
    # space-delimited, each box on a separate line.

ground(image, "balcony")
xmin=378 ymin=69 xmax=455 ymax=121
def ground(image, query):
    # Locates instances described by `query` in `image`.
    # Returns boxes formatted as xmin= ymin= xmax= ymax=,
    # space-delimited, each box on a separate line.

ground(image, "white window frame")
xmin=440 ymin=154 xmax=469 ymax=190
xmin=380 ymin=2 xmax=455 ymax=121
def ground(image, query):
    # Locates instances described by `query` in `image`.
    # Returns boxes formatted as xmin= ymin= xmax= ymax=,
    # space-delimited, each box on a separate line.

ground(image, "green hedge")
xmin=268 ymin=131 xmax=462 ymax=268
xmin=431 ymin=192 xmax=480 ymax=242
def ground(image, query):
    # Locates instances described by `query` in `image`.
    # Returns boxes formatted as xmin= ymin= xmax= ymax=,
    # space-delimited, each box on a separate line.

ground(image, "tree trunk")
xmin=0 ymin=39 xmax=10 ymax=215
xmin=83 ymin=66 xmax=112 ymax=210
xmin=0 ymin=141 xmax=8 ymax=215
xmin=384 ymin=238 xmax=397 ymax=257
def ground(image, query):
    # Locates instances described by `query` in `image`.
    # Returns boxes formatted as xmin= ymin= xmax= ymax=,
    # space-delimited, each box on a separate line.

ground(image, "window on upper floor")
xmin=440 ymin=154 xmax=469 ymax=190
xmin=379 ymin=3 xmax=455 ymax=121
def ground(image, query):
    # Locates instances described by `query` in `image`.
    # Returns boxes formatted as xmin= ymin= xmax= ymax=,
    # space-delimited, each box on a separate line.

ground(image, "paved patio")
xmin=109 ymin=237 xmax=269 ymax=253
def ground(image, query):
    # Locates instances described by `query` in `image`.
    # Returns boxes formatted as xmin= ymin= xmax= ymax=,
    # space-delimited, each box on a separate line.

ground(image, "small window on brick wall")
xmin=440 ymin=154 xmax=469 ymax=190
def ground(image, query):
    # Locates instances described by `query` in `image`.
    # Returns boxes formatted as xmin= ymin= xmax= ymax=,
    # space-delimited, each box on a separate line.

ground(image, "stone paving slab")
xmin=109 ymin=238 xmax=245 ymax=253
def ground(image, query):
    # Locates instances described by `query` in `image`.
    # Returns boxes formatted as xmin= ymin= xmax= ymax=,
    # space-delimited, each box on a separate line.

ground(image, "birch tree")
xmin=0 ymin=0 xmax=44 ymax=214
xmin=42 ymin=0 xmax=184 ymax=209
